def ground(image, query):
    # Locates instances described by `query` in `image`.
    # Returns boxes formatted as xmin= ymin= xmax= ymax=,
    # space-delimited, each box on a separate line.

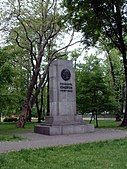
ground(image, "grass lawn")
xmin=0 ymin=120 xmax=126 ymax=141
xmin=0 ymin=122 xmax=36 ymax=134
xmin=89 ymin=119 xmax=127 ymax=130
xmin=0 ymin=122 xmax=36 ymax=141
xmin=1 ymin=139 xmax=127 ymax=169
xmin=0 ymin=135 xmax=23 ymax=142
xmin=90 ymin=119 xmax=121 ymax=128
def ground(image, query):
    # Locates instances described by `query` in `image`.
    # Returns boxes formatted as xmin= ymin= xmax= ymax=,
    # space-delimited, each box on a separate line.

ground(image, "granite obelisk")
xmin=34 ymin=59 xmax=94 ymax=135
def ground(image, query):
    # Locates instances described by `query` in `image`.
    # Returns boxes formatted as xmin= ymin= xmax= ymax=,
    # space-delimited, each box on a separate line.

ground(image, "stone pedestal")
xmin=34 ymin=123 xmax=94 ymax=135
xmin=34 ymin=59 xmax=94 ymax=135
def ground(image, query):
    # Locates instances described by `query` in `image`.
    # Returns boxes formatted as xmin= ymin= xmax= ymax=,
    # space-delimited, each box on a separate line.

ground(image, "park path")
xmin=1 ymin=128 xmax=127 ymax=154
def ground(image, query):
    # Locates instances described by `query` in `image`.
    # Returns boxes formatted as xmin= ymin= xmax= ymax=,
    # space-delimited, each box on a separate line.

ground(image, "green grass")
xmin=0 ymin=122 xmax=35 ymax=134
xmin=1 ymin=120 xmax=127 ymax=168
xmin=0 ymin=122 xmax=35 ymax=141
xmin=1 ymin=139 xmax=127 ymax=169
xmin=90 ymin=119 xmax=121 ymax=128
xmin=0 ymin=120 xmax=126 ymax=142
xmin=0 ymin=135 xmax=23 ymax=142
xmin=89 ymin=119 xmax=127 ymax=130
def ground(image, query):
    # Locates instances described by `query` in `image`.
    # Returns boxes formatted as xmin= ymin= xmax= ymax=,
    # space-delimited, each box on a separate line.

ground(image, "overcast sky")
xmin=0 ymin=0 xmax=102 ymax=63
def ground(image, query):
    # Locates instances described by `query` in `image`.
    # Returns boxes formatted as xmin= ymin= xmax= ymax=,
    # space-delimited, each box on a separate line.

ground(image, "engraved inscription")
xmin=60 ymin=82 xmax=73 ymax=92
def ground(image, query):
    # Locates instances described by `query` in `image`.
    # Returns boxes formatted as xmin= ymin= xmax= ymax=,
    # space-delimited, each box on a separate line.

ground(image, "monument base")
xmin=34 ymin=115 xmax=94 ymax=135
xmin=34 ymin=124 xmax=94 ymax=135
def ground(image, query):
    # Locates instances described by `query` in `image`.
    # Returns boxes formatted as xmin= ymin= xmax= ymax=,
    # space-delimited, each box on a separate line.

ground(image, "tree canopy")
xmin=76 ymin=54 xmax=119 ymax=115
xmin=64 ymin=0 xmax=127 ymax=126
xmin=1 ymin=0 xmax=127 ymax=127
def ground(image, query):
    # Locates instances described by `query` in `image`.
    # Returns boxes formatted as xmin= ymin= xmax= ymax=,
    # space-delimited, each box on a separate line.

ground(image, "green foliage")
xmin=104 ymin=48 xmax=125 ymax=111
xmin=0 ymin=47 xmax=15 ymax=113
xmin=1 ymin=139 xmax=127 ymax=169
xmin=0 ymin=45 xmax=29 ymax=115
xmin=76 ymin=55 xmax=118 ymax=114
xmin=64 ymin=1 xmax=127 ymax=126
xmin=64 ymin=0 xmax=127 ymax=48
xmin=0 ymin=48 xmax=14 ymax=87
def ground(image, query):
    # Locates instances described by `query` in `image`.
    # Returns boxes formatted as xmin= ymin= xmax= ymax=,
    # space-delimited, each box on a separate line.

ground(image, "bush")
xmin=3 ymin=117 xmax=18 ymax=122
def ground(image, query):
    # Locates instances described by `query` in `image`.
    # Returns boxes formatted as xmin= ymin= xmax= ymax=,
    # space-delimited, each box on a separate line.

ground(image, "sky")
xmin=0 ymin=0 xmax=104 ymax=64
xmin=58 ymin=30 xmax=101 ymax=63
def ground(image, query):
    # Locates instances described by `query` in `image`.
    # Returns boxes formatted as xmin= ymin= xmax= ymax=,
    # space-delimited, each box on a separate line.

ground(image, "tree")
xmin=70 ymin=49 xmax=81 ymax=68
xmin=76 ymin=55 xmax=118 ymax=127
xmin=64 ymin=0 xmax=127 ymax=126
xmin=104 ymin=48 xmax=125 ymax=116
xmin=97 ymin=39 xmax=125 ymax=117
xmin=0 ymin=45 xmax=30 ymax=116
xmin=1 ymin=0 xmax=81 ymax=127
xmin=0 ymin=47 xmax=14 ymax=113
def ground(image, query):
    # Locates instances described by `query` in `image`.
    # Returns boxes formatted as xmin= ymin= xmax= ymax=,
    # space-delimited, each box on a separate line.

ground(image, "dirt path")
xmin=1 ymin=128 xmax=127 ymax=154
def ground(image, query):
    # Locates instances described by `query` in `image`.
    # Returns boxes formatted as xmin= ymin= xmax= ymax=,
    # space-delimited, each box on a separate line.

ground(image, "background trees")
xmin=0 ymin=0 xmax=127 ymax=128
xmin=0 ymin=45 xmax=29 ymax=116
xmin=0 ymin=0 xmax=81 ymax=127
xmin=76 ymin=54 xmax=119 ymax=127
xmin=64 ymin=0 xmax=127 ymax=126
xmin=0 ymin=47 xmax=14 ymax=114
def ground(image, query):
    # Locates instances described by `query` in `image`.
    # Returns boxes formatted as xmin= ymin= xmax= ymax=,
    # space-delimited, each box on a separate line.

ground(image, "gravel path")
xmin=1 ymin=128 xmax=127 ymax=154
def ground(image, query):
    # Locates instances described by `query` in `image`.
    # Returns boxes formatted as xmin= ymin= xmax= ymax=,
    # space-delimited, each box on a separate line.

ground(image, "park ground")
xmin=1 ymin=119 xmax=127 ymax=169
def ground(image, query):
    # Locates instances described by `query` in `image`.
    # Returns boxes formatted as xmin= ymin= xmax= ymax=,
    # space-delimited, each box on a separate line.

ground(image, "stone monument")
xmin=34 ymin=59 xmax=94 ymax=135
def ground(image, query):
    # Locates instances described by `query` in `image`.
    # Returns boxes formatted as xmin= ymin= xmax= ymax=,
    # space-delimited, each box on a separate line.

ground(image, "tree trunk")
xmin=17 ymin=49 xmax=44 ymax=127
xmin=17 ymin=102 xmax=31 ymax=128
xmin=108 ymin=53 xmax=116 ymax=86
xmin=120 ymin=84 xmax=125 ymax=115
xmin=47 ymin=71 xmax=50 ymax=116
xmin=120 ymin=52 xmax=127 ymax=126
xmin=17 ymin=78 xmax=39 ymax=127
xmin=27 ymin=108 xmax=32 ymax=122
xmin=95 ymin=110 xmax=98 ymax=128
xmin=17 ymin=57 xmax=52 ymax=127
xmin=36 ymin=97 xmax=42 ymax=123
xmin=36 ymin=88 xmax=44 ymax=123
xmin=89 ymin=111 xmax=95 ymax=124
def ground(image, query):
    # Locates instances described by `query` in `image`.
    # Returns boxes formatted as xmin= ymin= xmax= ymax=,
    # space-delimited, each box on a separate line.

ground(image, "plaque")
xmin=61 ymin=69 xmax=71 ymax=81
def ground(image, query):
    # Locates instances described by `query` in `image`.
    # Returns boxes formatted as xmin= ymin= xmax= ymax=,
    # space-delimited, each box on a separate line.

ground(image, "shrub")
xmin=3 ymin=117 xmax=18 ymax=122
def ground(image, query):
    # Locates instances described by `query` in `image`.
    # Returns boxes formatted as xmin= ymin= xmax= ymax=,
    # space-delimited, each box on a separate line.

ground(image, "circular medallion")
xmin=61 ymin=69 xmax=71 ymax=81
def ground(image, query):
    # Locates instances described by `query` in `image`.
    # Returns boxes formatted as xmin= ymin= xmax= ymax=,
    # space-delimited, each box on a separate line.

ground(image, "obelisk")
xmin=34 ymin=59 xmax=94 ymax=135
